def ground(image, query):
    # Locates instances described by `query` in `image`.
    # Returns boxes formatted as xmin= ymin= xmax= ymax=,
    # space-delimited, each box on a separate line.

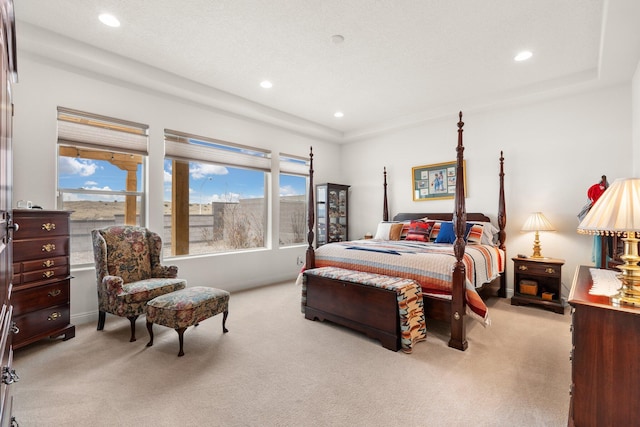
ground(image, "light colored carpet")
xmin=12 ymin=281 xmax=572 ymax=427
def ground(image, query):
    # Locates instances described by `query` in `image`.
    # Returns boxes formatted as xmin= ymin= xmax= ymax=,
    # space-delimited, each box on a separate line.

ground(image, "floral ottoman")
xmin=145 ymin=286 xmax=229 ymax=356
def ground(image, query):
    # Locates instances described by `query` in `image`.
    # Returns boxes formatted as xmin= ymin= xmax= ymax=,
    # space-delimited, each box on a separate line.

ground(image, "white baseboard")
xmin=71 ymin=310 xmax=98 ymax=326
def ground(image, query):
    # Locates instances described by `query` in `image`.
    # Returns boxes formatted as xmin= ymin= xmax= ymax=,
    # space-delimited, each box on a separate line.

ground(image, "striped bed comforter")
xmin=313 ymin=239 xmax=505 ymax=325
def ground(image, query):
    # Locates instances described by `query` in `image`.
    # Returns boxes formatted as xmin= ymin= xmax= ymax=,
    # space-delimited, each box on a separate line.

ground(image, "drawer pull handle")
xmin=41 ymin=223 xmax=56 ymax=232
xmin=518 ymin=265 xmax=528 ymax=271
xmin=545 ymin=268 xmax=556 ymax=274
xmin=48 ymin=312 xmax=62 ymax=321
xmin=48 ymin=289 xmax=61 ymax=297
xmin=10 ymin=322 xmax=19 ymax=335
xmin=43 ymin=260 xmax=54 ymax=267
xmin=42 ymin=243 xmax=56 ymax=252
xmin=42 ymin=271 xmax=54 ymax=278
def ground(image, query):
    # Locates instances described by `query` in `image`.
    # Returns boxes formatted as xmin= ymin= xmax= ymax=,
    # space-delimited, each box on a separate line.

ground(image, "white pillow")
xmin=374 ymin=221 xmax=399 ymax=240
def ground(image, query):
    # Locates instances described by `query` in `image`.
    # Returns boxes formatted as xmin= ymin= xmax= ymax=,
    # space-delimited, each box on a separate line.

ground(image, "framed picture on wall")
xmin=411 ymin=160 xmax=466 ymax=201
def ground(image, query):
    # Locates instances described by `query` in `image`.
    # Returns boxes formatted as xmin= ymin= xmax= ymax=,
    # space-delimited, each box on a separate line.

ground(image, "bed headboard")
xmin=392 ymin=212 xmax=491 ymax=223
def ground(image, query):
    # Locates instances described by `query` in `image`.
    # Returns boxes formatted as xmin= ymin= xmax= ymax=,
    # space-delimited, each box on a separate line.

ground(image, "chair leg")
xmin=176 ymin=327 xmax=187 ymax=357
xmin=146 ymin=321 xmax=154 ymax=347
xmin=127 ymin=315 xmax=139 ymax=342
xmin=97 ymin=311 xmax=106 ymax=331
xmin=222 ymin=310 xmax=229 ymax=333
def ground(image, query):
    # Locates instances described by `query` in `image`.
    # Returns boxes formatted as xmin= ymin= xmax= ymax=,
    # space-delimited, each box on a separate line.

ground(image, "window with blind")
xmin=164 ymin=130 xmax=269 ymax=257
xmin=279 ymin=153 xmax=308 ymax=246
xmin=56 ymin=107 xmax=148 ymax=265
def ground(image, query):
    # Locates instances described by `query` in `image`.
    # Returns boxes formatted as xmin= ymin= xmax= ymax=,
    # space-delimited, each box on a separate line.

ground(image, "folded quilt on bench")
xmin=302 ymin=266 xmax=427 ymax=353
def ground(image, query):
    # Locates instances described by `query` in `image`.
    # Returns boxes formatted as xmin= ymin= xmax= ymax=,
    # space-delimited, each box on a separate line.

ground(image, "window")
xmin=56 ymin=107 xmax=148 ymax=265
xmin=279 ymin=154 xmax=309 ymax=246
xmin=164 ymin=130 xmax=270 ymax=257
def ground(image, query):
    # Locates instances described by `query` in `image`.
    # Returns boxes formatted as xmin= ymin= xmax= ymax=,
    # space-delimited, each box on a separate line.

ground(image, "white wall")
xmin=13 ymin=53 xmax=341 ymax=324
xmin=341 ymin=84 xmax=633 ymax=298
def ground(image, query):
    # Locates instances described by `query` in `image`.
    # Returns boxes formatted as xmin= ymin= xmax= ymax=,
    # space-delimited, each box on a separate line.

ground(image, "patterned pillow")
xmin=469 ymin=221 xmax=500 ymax=245
xmin=406 ymin=220 xmax=435 ymax=242
xmin=399 ymin=221 xmax=412 ymax=240
xmin=389 ymin=223 xmax=404 ymax=240
xmin=429 ymin=222 xmax=442 ymax=241
xmin=466 ymin=223 xmax=484 ymax=244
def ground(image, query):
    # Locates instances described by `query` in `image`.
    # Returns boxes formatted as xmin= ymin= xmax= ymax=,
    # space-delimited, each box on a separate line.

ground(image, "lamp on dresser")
xmin=521 ymin=212 xmax=555 ymax=258
xmin=577 ymin=177 xmax=640 ymax=306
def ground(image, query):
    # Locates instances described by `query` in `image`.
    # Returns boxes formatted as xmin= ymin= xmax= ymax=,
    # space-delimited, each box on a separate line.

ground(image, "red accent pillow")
xmin=405 ymin=220 xmax=435 ymax=242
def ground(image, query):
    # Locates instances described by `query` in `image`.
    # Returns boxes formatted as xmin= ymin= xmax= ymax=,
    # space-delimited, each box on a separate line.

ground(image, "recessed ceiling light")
xmin=260 ymin=80 xmax=273 ymax=89
xmin=334 ymin=111 xmax=344 ymax=118
xmin=514 ymin=51 xmax=533 ymax=62
xmin=99 ymin=13 xmax=120 ymax=28
xmin=331 ymin=35 xmax=345 ymax=44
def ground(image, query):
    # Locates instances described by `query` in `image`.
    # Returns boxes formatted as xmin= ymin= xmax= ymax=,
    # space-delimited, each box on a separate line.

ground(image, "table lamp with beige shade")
xmin=577 ymin=178 xmax=640 ymax=306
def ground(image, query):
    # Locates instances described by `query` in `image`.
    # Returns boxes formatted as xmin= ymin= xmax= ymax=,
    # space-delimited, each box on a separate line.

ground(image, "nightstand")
xmin=511 ymin=257 xmax=565 ymax=314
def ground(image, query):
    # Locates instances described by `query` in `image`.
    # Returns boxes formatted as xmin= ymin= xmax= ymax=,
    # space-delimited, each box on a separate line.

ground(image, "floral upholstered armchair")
xmin=92 ymin=226 xmax=187 ymax=342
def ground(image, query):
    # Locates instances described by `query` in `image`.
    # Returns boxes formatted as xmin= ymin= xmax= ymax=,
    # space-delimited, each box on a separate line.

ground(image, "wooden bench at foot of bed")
xmin=302 ymin=267 xmax=427 ymax=353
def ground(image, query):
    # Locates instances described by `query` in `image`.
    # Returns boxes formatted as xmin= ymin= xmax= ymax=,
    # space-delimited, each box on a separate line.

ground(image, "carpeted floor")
xmin=12 ymin=281 xmax=572 ymax=426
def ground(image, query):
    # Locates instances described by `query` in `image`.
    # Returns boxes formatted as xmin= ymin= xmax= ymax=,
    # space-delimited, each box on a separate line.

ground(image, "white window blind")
xmin=279 ymin=153 xmax=310 ymax=176
xmin=57 ymin=107 xmax=148 ymax=155
xmin=164 ymin=130 xmax=271 ymax=172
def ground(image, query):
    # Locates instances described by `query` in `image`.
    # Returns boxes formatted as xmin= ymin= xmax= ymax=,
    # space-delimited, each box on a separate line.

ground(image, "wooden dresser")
xmin=12 ymin=210 xmax=75 ymax=349
xmin=568 ymin=265 xmax=640 ymax=426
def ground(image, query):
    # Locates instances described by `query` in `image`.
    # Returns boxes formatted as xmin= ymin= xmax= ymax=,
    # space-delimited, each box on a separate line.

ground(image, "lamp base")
xmin=610 ymin=234 xmax=640 ymax=307
xmin=530 ymin=231 xmax=544 ymax=258
xmin=611 ymin=287 xmax=640 ymax=307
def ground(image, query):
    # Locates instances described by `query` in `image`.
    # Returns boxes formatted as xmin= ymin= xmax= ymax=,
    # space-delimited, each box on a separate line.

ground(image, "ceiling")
xmin=13 ymin=1 xmax=640 ymax=142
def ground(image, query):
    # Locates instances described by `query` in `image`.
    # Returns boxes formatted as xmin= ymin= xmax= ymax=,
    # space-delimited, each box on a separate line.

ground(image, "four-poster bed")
xmin=301 ymin=112 xmax=507 ymax=351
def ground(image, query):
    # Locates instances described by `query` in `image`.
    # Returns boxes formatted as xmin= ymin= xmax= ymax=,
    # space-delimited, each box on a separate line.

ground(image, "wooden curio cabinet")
xmin=315 ymin=183 xmax=349 ymax=248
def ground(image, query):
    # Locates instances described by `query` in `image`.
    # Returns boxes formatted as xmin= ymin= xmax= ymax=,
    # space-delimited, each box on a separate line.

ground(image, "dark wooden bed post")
xmin=383 ymin=167 xmax=389 ymax=221
xmin=497 ymin=151 xmax=507 ymax=297
xmin=306 ymin=147 xmax=316 ymax=270
xmin=450 ymin=111 xmax=468 ymax=351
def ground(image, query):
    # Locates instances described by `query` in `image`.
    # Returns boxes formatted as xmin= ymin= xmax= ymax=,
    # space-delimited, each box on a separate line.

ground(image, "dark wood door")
xmin=0 ymin=0 xmax=17 ymax=424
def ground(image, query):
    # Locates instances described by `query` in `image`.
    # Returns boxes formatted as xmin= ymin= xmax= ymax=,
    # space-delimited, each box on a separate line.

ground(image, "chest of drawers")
xmin=12 ymin=210 xmax=75 ymax=349
xmin=568 ymin=265 xmax=640 ymax=425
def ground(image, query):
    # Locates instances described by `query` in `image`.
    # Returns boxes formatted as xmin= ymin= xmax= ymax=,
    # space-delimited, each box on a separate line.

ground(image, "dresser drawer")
xmin=20 ymin=265 xmax=69 ymax=285
xmin=12 ymin=236 xmax=69 ymax=262
xmin=13 ymin=256 xmax=69 ymax=286
xmin=12 ymin=280 xmax=70 ymax=316
xmin=13 ymin=305 xmax=70 ymax=345
xmin=21 ymin=255 xmax=68 ymax=273
xmin=12 ymin=213 xmax=69 ymax=239
xmin=514 ymin=261 xmax=561 ymax=277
